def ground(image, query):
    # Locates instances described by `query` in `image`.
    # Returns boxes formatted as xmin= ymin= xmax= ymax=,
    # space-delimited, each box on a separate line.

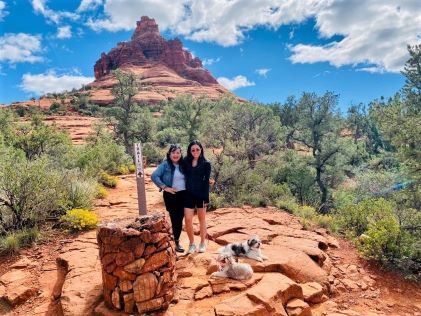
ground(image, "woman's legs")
xmin=197 ymin=207 xmax=207 ymax=245
xmin=184 ymin=208 xmax=195 ymax=245
xmin=172 ymin=191 xmax=185 ymax=241
xmin=163 ymin=192 xmax=184 ymax=244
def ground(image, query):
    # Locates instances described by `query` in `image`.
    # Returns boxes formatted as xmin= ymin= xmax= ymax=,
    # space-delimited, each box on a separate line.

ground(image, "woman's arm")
xmin=151 ymin=162 xmax=167 ymax=190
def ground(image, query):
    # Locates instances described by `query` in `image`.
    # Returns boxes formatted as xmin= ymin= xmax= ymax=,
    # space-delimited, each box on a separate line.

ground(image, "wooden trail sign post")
xmin=134 ymin=143 xmax=147 ymax=215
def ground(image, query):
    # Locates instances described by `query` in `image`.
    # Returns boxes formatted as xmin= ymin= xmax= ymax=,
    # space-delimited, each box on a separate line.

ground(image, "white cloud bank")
xmin=86 ymin=0 xmax=420 ymax=73
xmin=21 ymin=71 xmax=94 ymax=95
xmin=217 ymin=75 xmax=255 ymax=91
xmin=0 ymin=33 xmax=43 ymax=63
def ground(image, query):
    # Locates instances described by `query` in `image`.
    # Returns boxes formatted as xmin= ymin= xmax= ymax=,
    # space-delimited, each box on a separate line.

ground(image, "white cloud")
xmin=0 ymin=1 xmax=8 ymax=20
xmin=31 ymin=0 xmax=79 ymax=24
xmin=256 ymin=68 xmax=271 ymax=77
xmin=21 ymin=71 xmax=94 ymax=95
xmin=217 ymin=75 xmax=255 ymax=91
xmin=77 ymin=0 xmax=103 ymax=12
xmin=289 ymin=0 xmax=421 ymax=73
xmin=57 ymin=26 xmax=72 ymax=39
xmin=84 ymin=0 xmax=420 ymax=72
xmin=0 ymin=33 xmax=43 ymax=63
xmin=87 ymin=0 xmax=186 ymax=32
xmin=203 ymin=57 xmax=220 ymax=66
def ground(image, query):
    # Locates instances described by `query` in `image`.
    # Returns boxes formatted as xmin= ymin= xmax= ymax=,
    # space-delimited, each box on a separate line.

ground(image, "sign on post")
xmin=134 ymin=143 xmax=147 ymax=215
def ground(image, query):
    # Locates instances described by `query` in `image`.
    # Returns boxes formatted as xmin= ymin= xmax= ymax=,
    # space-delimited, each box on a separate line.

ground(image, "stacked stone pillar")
xmin=97 ymin=213 xmax=176 ymax=314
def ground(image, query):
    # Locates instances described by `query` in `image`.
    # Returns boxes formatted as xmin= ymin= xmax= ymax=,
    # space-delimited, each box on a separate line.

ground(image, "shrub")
xmin=276 ymin=200 xmax=300 ymax=214
xmin=96 ymin=185 xmax=108 ymax=199
xmin=99 ymin=172 xmax=119 ymax=188
xmin=358 ymin=213 xmax=401 ymax=261
xmin=66 ymin=129 xmax=132 ymax=177
xmin=16 ymin=228 xmax=40 ymax=247
xmin=0 ymin=233 xmax=20 ymax=255
xmin=128 ymin=164 xmax=136 ymax=173
xmin=61 ymin=208 xmax=99 ymax=231
xmin=49 ymin=102 xmax=67 ymax=114
xmin=334 ymin=198 xmax=395 ymax=236
xmin=116 ymin=164 xmax=130 ymax=175
xmin=0 ymin=154 xmax=63 ymax=232
xmin=59 ymin=171 xmax=97 ymax=210
xmin=208 ymin=193 xmax=225 ymax=210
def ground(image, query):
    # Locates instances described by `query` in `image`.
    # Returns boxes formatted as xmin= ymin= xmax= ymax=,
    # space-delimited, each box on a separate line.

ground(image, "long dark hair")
xmin=186 ymin=140 xmax=205 ymax=163
xmin=166 ymin=143 xmax=183 ymax=163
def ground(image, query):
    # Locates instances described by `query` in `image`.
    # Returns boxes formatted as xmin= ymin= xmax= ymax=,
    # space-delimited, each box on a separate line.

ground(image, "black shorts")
xmin=184 ymin=192 xmax=208 ymax=209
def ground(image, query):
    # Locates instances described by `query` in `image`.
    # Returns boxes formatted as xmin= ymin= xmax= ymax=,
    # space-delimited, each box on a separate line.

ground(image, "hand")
xmin=164 ymin=187 xmax=177 ymax=194
xmin=209 ymin=178 xmax=215 ymax=186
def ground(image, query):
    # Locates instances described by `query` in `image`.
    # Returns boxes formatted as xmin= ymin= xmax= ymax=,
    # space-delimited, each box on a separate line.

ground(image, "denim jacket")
xmin=151 ymin=160 xmax=184 ymax=189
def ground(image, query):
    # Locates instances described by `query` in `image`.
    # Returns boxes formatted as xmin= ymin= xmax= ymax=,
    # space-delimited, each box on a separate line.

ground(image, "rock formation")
xmin=88 ymin=16 xmax=229 ymax=105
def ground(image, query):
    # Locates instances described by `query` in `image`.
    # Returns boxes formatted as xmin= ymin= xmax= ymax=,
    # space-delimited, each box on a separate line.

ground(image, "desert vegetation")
xmin=1 ymin=45 xmax=419 ymax=279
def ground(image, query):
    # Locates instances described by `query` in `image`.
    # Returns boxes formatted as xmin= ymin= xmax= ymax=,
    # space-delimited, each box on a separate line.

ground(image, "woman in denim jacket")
xmin=151 ymin=144 xmax=186 ymax=253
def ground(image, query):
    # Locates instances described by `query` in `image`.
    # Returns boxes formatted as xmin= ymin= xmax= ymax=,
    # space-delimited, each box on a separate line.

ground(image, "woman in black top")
xmin=183 ymin=140 xmax=211 ymax=254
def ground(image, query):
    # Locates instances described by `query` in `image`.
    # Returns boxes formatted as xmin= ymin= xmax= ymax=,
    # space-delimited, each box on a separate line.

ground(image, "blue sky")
xmin=0 ymin=1 xmax=420 ymax=112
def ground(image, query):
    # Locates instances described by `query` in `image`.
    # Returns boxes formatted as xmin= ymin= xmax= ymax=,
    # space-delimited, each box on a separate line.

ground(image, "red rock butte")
xmin=88 ymin=16 xmax=230 ymax=105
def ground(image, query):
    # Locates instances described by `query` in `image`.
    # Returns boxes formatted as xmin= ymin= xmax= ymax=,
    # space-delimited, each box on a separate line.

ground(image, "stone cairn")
xmin=97 ymin=212 xmax=176 ymax=314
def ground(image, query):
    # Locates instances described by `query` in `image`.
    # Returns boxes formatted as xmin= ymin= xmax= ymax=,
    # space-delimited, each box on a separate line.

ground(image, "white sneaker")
xmin=198 ymin=243 xmax=206 ymax=253
xmin=187 ymin=244 xmax=196 ymax=254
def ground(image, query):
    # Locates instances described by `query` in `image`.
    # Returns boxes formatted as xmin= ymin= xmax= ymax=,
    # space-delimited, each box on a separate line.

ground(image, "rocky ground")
xmin=0 ymin=169 xmax=420 ymax=316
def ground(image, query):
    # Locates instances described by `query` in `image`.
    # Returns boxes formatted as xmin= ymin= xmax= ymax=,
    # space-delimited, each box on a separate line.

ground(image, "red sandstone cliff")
xmin=88 ymin=16 xmax=229 ymax=105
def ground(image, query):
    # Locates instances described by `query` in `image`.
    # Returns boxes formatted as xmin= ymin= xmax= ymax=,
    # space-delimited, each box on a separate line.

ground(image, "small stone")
xmin=301 ymin=282 xmax=324 ymax=303
xmin=113 ymin=267 xmax=136 ymax=281
xmin=141 ymin=250 xmax=168 ymax=273
xmin=286 ymin=298 xmax=311 ymax=316
xmin=124 ymin=293 xmax=135 ymax=313
xmin=124 ymin=258 xmax=145 ymax=274
xmin=134 ymin=243 xmax=145 ymax=257
xmin=136 ymin=297 xmax=164 ymax=313
xmin=144 ymin=245 xmax=157 ymax=256
xmin=119 ymin=280 xmax=133 ymax=292
xmin=102 ymin=271 xmax=118 ymax=290
xmin=115 ymin=251 xmax=134 ymax=266
xmin=101 ymin=253 xmax=116 ymax=267
xmin=194 ymin=286 xmax=213 ymax=300
xmin=140 ymin=230 xmax=152 ymax=243
xmin=5 ymin=285 xmax=38 ymax=306
xmin=111 ymin=287 xmax=121 ymax=309
xmin=133 ymin=273 xmax=158 ymax=302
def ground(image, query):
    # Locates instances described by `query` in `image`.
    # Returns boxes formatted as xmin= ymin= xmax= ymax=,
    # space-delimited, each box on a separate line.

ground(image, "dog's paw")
xmin=257 ymin=257 xmax=263 ymax=262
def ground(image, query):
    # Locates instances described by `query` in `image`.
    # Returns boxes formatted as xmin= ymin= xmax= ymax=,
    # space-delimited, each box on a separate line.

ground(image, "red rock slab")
xmin=270 ymin=235 xmax=327 ymax=266
xmin=243 ymin=245 xmax=329 ymax=286
xmin=58 ymin=231 xmax=103 ymax=315
xmin=214 ymin=293 xmax=269 ymax=316
xmin=245 ymin=273 xmax=302 ymax=307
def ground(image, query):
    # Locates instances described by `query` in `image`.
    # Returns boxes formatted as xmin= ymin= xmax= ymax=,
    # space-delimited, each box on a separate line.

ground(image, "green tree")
xmin=292 ymin=92 xmax=349 ymax=208
xmin=105 ymin=69 xmax=153 ymax=154
xmin=270 ymin=96 xmax=301 ymax=148
xmin=160 ymin=94 xmax=211 ymax=142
